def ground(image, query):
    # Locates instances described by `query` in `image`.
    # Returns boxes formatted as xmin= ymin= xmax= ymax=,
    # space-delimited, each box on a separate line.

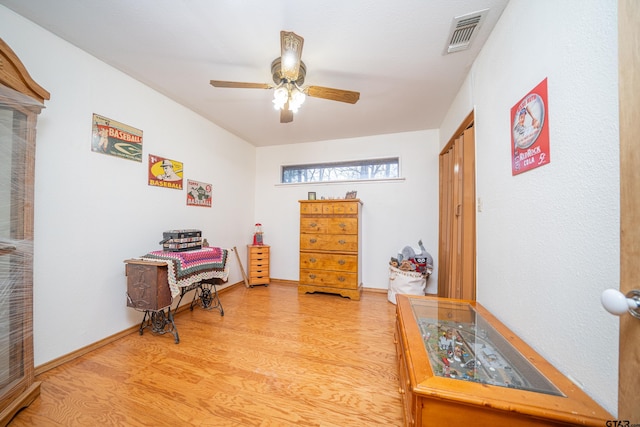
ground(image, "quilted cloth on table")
xmin=140 ymin=247 xmax=229 ymax=298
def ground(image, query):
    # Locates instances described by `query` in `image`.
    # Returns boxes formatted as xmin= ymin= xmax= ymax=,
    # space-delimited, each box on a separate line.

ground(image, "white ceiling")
xmin=1 ymin=0 xmax=509 ymax=147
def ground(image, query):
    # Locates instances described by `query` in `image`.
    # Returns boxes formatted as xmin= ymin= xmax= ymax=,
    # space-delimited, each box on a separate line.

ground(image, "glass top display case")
xmin=394 ymin=294 xmax=611 ymax=427
xmin=409 ymin=297 xmax=563 ymax=396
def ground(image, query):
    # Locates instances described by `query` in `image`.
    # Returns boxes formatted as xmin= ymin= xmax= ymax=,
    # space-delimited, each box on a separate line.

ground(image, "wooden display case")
xmin=394 ymin=294 xmax=611 ymax=426
xmin=247 ymin=245 xmax=270 ymax=287
xmin=0 ymin=38 xmax=50 ymax=426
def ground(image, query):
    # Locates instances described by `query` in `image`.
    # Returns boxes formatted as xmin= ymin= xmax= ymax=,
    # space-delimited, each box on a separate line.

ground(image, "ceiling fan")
xmin=210 ymin=31 xmax=360 ymax=123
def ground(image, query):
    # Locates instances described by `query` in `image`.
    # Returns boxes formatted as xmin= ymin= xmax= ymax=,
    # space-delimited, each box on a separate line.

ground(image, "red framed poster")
xmin=511 ymin=78 xmax=550 ymax=175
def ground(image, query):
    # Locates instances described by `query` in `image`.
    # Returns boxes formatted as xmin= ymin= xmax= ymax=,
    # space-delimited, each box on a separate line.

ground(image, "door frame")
xmin=438 ymin=111 xmax=476 ymax=300
xmin=618 ymin=0 xmax=639 ymax=420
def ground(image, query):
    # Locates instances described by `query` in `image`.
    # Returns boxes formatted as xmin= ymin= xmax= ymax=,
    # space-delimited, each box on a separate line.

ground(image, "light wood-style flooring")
xmin=10 ymin=282 xmax=403 ymax=426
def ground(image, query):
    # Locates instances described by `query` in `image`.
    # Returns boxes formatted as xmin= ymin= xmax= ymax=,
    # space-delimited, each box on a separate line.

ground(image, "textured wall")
xmin=453 ymin=0 xmax=618 ymax=416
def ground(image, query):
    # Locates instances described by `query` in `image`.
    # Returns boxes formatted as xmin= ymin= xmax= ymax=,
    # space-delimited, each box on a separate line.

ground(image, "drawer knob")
xmin=338 ymin=276 xmax=345 ymax=282
xmin=339 ymin=222 xmax=346 ymax=228
xmin=338 ymin=259 xmax=346 ymax=265
xmin=310 ymin=222 xmax=318 ymax=227
xmin=338 ymin=239 xmax=346 ymax=245
xmin=309 ymin=274 xmax=316 ymax=279
xmin=310 ymin=238 xmax=317 ymax=244
xmin=310 ymin=257 xmax=316 ymax=263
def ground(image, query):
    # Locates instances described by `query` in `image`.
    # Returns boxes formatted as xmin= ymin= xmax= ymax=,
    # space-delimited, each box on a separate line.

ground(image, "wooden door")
xmin=0 ymin=38 xmax=49 ymax=426
xmin=618 ymin=0 xmax=639 ymax=420
xmin=438 ymin=112 xmax=476 ymax=300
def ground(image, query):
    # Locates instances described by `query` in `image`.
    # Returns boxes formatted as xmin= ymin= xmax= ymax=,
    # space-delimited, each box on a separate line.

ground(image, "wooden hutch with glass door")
xmin=0 ymin=38 xmax=50 ymax=426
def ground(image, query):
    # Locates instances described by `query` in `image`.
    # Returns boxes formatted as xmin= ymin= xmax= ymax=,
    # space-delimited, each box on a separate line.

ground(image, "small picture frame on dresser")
xmin=308 ymin=191 xmax=316 ymax=200
xmin=345 ymin=190 xmax=357 ymax=199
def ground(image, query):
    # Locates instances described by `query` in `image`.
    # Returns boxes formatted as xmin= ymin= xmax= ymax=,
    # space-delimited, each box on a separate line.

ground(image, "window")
xmin=281 ymin=157 xmax=399 ymax=183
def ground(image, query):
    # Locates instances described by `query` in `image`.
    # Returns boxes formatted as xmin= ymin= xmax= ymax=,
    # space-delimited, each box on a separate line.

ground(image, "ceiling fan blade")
xmin=306 ymin=86 xmax=360 ymax=104
xmin=210 ymin=80 xmax=272 ymax=89
xmin=280 ymin=104 xmax=294 ymax=123
xmin=280 ymin=31 xmax=304 ymax=82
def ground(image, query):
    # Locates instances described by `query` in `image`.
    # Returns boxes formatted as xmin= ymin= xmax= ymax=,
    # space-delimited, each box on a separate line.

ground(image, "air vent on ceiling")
xmin=445 ymin=9 xmax=489 ymax=54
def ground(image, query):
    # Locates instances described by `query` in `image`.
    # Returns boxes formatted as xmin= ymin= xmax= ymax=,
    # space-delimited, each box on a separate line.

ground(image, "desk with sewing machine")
xmin=124 ymin=247 xmax=229 ymax=343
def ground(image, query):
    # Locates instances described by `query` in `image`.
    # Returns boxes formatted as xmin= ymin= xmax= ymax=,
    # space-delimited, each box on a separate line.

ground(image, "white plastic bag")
xmin=388 ymin=265 xmax=426 ymax=304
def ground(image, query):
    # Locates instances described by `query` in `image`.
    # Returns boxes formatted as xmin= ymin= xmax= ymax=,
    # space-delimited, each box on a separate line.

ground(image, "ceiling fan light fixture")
xmin=289 ymin=89 xmax=306 ymax=113
xmin=273 ymin=86 xmax=288 ymax=110
xmin=210 ymin=31 xmax=359 ymax=124
xmin=272 ymin=85 xmax=305 ymax=113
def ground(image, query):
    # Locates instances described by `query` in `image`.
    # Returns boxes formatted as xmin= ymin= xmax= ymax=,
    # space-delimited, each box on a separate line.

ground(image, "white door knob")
xmin=601 ymin=288 xmax=640 ymax=318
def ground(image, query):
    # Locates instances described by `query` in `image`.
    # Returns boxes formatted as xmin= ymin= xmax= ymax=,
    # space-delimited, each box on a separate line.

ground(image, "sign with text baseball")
xmin=186 ymin=179 xmax=212 ymax=207
xmin=148 ymin=154 xmax=183 ymax=190
xmin=91 ymin=114 xmax=143 ymax=162
xmin=511 ymin=78 xmax=550 ymax=175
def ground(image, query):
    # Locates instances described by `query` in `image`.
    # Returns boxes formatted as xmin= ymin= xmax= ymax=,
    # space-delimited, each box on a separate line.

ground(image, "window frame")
xmin=280 ymin=156 xmax=402 ymax=184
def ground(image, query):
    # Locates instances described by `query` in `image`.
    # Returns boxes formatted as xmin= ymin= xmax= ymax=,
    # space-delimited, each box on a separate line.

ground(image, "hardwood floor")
xmin=10 ymin=282 xmax=403 ymax=426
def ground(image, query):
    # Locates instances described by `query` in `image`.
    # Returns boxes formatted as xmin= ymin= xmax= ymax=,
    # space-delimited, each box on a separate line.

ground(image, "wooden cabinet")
xmin=124 ymin=260 xmax=172 ymax=310
xmin=0 ymin=38 xmax=50 ymax=426
xmin=394 ymin=294 xmax=611 ymax=426
xmin=299 ymin=200 xmax=362 ymax=300
xmin=247 ymin=245 xmax=270 ymax=287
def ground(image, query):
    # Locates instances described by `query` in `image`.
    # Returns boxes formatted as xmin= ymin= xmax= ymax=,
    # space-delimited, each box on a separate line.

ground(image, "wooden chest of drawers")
xmin=124 ymin=260 xmax=172 ymax=310
xmin=247 ymin=244 xmax=270 ymax=287
xmin=299 ymin=199 xmax=362 ymax=300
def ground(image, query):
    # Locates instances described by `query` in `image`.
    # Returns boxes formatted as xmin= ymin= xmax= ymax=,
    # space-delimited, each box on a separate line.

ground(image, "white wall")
xmin=2 ymin=0 xmax=620 ymax=416
xmin=1 ymin=7 xmax=256 ymax=365
xmin=254 ymin=130 xmax=440 ymax=294
xmin=441 ymin=0 xmax=619 ymax=416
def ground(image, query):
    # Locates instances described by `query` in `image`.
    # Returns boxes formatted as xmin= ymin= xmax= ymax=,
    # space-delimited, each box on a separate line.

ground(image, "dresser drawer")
xmin=300 ymin=217 xmax=328 ymax=234
xmin=300 ymin=252 xmax=357 ymax=272
xmin=249 ymin=246 xmax=269 ymax=257
xmin=322 ymin=202 xmax=360 ymax=215
xmin=300 ymin=269 xmax=358 ymax=289
xmin=301 ymin=218 xmax=357 ymax=235
xmin=249 ymin=253 xmax=269 ymax=266
xmin=327 ymin=217 xmax=358 ymax=234
xmin=300 ymin=202 xmax=324 ymax=214
xmin=249 ymin=267 xmax=269 ymax=279
xmin=300 ymin=233 xmax=358 ymax=252
xmin=300 ymin=201 xmax=361 ymax=215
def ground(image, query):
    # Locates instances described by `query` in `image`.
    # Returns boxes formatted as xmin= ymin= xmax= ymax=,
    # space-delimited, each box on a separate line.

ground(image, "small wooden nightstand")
xmin=247 ymin=245 xmax=270 ymax=287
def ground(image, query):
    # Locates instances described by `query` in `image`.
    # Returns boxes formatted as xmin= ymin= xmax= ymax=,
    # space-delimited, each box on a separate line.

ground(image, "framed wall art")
xmin=91 ymin=113 xmax=142 ymax=162
xmin=186 ymin=179 xmax=212 ymax=207
xmin=511 ymin=78 xmax=550 ymax=176
xmin=148 ymin=154 xmax=183 ymax=190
